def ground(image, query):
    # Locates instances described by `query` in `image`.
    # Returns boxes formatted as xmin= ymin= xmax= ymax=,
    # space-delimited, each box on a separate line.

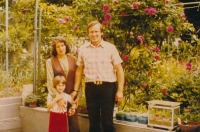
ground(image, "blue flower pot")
xmin=116 ymin=113 xmax=126 ymax=120
xmin=125 ymin=114 xmax=137 ymax=122
xmin=138 ymin=116 xmax=148 ymax=124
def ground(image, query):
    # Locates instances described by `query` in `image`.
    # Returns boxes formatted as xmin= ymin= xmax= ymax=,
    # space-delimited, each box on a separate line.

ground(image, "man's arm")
xmin=114 ymin=63 xmax=124 ymax=104
xmin=71 ymin=66 xmax=84 ymax=99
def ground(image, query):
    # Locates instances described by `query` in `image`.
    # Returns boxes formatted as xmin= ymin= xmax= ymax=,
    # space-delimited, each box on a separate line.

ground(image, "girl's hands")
xmin=68 ymin=107 xmax=76 ymax=116
xmin=56 ymin=94 xmax=67 ymax=113
xmin=55 ymin=94 xmax=63 ymax=101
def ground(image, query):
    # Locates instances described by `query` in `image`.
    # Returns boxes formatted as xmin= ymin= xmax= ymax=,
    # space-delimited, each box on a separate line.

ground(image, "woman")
xmin=46 ymin=36 xmax=80 ymax=132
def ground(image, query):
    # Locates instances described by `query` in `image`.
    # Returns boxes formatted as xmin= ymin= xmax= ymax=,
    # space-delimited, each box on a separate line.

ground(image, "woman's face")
xmin=55 ymin=42 xmax=66 ymax=56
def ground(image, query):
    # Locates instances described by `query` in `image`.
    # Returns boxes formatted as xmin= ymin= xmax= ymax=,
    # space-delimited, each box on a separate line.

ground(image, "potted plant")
xmin=24 ymin=93 xmax=40 ymax=108
xmin=138 ymin=113 xmax=148 ymax=124
xmin=116 ymin=111 xmax=126 ymax=120
xmin=178 ymin=107 xmax=200 ymax=132
xmin=125 ymin=112 xmax=137 ymax=122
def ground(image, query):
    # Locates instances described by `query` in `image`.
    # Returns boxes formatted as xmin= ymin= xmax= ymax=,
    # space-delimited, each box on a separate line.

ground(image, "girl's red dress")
xmin=49 ymin=111 xmax=68 ymax=132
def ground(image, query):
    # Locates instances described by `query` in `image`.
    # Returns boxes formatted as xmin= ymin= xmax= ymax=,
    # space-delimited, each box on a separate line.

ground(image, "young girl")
xmin=47 ymin=75 xmax=76 ymax=132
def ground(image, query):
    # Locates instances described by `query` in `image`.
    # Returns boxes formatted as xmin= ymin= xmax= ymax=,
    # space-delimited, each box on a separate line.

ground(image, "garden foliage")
xmin=0 ymin=0 xmax=199 ymax=122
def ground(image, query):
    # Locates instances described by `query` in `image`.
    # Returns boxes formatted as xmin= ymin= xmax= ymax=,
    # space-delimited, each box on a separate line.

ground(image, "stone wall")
xmin=0 ymin=97 xmax=22 ymax=132
xmin=19 ymin=106 xmax=170 ymax=132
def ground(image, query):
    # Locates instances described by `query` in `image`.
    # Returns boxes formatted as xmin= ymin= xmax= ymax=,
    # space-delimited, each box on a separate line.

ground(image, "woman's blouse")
xmin=46 ymin=57 xmax=69 ymax=96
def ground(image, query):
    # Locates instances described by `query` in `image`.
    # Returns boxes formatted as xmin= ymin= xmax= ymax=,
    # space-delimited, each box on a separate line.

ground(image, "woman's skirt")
xmin=49 ymin=111 xmax=68 ymax=132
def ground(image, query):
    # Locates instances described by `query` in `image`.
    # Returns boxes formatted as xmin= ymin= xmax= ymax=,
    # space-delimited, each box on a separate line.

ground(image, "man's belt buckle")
xmin=94 ymin=81 xmax=102 ymax=85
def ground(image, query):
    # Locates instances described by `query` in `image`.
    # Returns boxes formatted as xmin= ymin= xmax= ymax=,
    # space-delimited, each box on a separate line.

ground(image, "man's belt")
xmin=85 ymin=81 xmax=115 ymax=85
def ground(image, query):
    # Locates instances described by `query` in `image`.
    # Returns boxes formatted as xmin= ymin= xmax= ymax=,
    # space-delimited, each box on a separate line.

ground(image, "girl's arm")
xmin=47 ymin=94 xmax=63 ymax=109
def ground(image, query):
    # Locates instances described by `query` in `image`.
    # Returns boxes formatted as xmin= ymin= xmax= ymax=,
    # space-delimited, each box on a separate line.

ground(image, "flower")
xmin=121 ymin=12 xmax=126 ymax=16
xmin=58 ymin=19 xmax=66 ymax=25
xmin=132 ymin=2 xmax=140 ymax=9
xmin=186 ymin=62 xmax=192 ymax=71
xmin=123 ymin=55 xmax=129 ymax=62
xmin=102 ymin=20 xmax=109 ymax=26
xmin=167 ymin=26 xmax=174 ymax=33
xmin=153 ymin=47 xmax=160 ymax=53
xmin=162 ymin=88 xmax=168 ymax=94
xmin=148 ymin=8 xmax=157 ymax=15
xmin=113 ymin=0 xmax=119 ymax=5
xmin=141 ymin=84 xmax=148 ymax=89
xmin=154 ymin=55 xmax=160 ymax=60
xmin=180 ymin=12 xmax=186 ymax=18
xmin=144 ymin=8 xmax=149 ymax=13
xmin=137 ymin=36 xmax=144 ymax=42
xmin=103 ymin=4 xmax=110 ymax=12
xmin=65 ymin=16 xmax=71 ymax=21
xmin=104 ymin=13 xmax=112 ymax=20
xmin=73 ymin=25 xmax=78 ymax=30
xmin=144 ymin=8 xmax=157 ymax=15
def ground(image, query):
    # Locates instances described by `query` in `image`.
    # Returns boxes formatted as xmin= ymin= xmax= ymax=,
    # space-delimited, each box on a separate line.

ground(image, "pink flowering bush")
xmin=71 ymin=1 xmax=199 ymax=119
xmin=72 ymin=0 xmax=191 ymax=52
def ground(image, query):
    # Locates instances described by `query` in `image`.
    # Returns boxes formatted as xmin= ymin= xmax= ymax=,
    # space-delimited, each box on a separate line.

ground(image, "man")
xmin=71 ymin=21 xmax=124 ymax=132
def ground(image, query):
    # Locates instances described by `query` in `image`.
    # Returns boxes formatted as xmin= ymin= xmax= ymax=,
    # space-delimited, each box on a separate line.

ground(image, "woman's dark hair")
xmin=51 ymin=36 xmax=71 ymax=56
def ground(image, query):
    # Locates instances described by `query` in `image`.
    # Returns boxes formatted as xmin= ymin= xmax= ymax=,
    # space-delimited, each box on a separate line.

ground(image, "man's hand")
xmin=68 ymin=107 xmax=76 ymax=116
xmin=70 ymin=91 xmax=78 ymax=99
xmin=115 ymin=91 xmax=123 ymax=104
xmin=57 ymin=99 xmax=67 ymax=113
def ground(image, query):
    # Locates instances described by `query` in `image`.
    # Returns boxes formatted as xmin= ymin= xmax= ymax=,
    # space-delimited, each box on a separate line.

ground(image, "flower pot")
xmin=29 ymin=101 xmax=37 ymax=108
xmin=116 ymin=113 xmax=126 ymax=120
xmin=138 ymin=116 xmax=148 ymax=124
xmin=22 ymin=92 xmax=32 ymax=106
xmin=179 ymin=122 xmax=200 ymax=132
xmin=125 ymin=114 xmax=137 ymax=122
